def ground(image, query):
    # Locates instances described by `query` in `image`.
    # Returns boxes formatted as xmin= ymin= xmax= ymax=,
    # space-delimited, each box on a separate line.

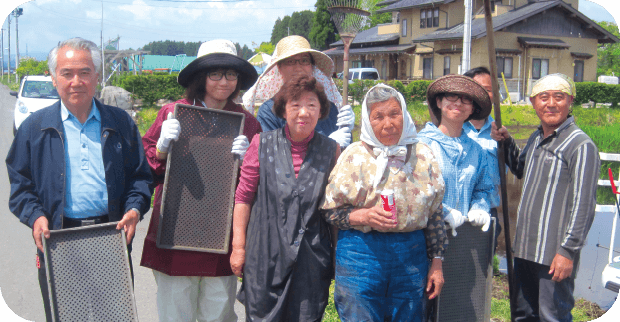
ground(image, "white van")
xmin=340 ymin=68 xmax=380 ymax=84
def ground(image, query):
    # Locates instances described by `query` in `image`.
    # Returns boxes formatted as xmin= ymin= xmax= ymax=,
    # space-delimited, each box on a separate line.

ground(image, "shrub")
xmin=405 ymin=80 xmax=432 ymax=103
xmin=574 ymin=82 xmax=620 ymax=107
xmin=348 ymin=79 xmax=385 ymax=105
xmin=386 ymin=79 xmax=406 ymax=95
xmin=116 ymin=74 xmax=185 ymax=106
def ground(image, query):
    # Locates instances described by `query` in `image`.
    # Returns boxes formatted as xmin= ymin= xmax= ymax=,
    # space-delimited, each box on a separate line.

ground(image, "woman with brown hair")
xmin=140 ymin=39 xmax=261 ymax=322
xmin=231 ymin=75 xmax=340 ymax=321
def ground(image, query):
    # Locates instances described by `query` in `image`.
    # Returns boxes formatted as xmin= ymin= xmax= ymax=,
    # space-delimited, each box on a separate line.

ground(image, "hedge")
xmin=333 ymin=79 xmax=433 ymax=104
xmin=573 ymin=82 xmax=620 ymax=107
xmin=112 ymin=74 xmax=185 ymax=106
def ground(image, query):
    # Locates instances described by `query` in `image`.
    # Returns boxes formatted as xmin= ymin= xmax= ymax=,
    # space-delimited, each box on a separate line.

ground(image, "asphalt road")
xmin=0 ymin=83 xmax=245 ymax=321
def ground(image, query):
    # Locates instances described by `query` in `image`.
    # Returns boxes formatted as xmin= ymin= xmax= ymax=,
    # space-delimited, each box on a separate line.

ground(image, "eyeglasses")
xmin=207 ymin=70 xmax=239 ymax=81
xmin=281 ymin=57 xmax=312 ymax=66
xmin=444 ymin=93 xmax=473 ymax=105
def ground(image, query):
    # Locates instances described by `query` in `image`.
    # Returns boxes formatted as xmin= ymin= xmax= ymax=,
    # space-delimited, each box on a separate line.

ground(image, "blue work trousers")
xmin=334 ymin=229 xmax=428 ymax=322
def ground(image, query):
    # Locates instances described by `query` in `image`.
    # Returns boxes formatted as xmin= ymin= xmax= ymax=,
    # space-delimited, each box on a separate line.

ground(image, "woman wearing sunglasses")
xmin=418 ymin=75 xmax=495 ymax=237
xmin=140 ymin=39 xmax=262 ymax=322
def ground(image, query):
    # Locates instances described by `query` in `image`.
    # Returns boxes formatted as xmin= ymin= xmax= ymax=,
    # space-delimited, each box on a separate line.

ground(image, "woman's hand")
xmin=349 ymin=205 xmax=397 ymax=230
xmin=156 ymin=112 xmax=181 ymax=159
xmin=230 ymin=248 xmax=246 ymax=277
xmin=426 ymin=258 xmax=444 ymax=300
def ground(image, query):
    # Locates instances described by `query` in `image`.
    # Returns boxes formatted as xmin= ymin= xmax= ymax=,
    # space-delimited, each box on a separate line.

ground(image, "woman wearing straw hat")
xmin=320 ymin=84 xmax=447 ymax=321
xmin=418 ymin=75 xmax=495 ymax=237
xmin=140 ymin=39 xmax=261 ymax=322
xmin=232 ymin=75 xmax=340 ymax=321
xmin=243 ymin=35 xmax=355 ymax=148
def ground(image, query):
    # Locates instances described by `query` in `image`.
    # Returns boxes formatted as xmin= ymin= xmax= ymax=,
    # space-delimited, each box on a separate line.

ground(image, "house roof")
xmin=517 ymin=37 xmax=570 ymax=48
xmin=377 ymin=0 xmax=456 ymax=13
xmin=330 ymin=25 xmax=400 ymax=47
xmin=411 ymin=1 xmax=619 ymax=44
xmin=570 ymin=52 xmax=594 ymax=59
xmin=378 ymin=0 xmax=401 ymax=6
xmin=324 ymin=44 xmax=416 ymax=56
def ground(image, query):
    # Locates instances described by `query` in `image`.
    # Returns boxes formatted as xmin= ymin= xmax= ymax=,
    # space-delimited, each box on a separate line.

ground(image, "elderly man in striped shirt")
xmin=491 ymin=73 xmax=600 ymax=322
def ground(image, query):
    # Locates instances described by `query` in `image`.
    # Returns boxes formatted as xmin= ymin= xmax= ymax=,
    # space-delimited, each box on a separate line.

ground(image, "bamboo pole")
xmin=482 ymin=0 xmax=517 ymax=320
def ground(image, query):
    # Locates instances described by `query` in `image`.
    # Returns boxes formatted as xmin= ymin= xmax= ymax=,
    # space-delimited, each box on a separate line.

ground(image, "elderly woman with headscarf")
xmin=231 ymin=75 xmax=341 ymax=321
xmin=243 ymin=35 xmax=354 ymax=148
xmin=320 ymin=84 xmax=447 ymax=321
xmin=417 ymin=75 xmax=495 ymax=236
xmin=140 ymin=39 xmax=262 ymax=322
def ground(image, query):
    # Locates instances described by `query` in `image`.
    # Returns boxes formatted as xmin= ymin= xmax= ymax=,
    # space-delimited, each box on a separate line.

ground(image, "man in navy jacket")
xmin=5 ymin=37 xmax=152 ymax=321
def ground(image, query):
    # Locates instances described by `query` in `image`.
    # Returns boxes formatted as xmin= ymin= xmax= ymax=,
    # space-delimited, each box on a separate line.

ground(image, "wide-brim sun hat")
xmin=264 ymin=35 xmax=334 ymax=77
xmin=177 ymin=39 xmax=258 ymax=90
xmin=426 ymin=74 xmax=492 ymax=121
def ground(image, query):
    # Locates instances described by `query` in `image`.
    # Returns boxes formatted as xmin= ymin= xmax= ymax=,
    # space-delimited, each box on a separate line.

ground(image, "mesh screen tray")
xmin=42 ymin=223 xmax=138 ymax=322
xmin=434 ymin=219 xmax=495 ymax=322
xmin=158 ymin=103 xmax=245 ymax=253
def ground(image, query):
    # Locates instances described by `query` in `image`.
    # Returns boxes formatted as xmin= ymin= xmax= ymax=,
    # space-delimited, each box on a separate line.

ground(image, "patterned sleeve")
xmin=423 ymin=148 xmax=448 ymax=258
xmin=320 ymin=144 xmax=368 ymax=230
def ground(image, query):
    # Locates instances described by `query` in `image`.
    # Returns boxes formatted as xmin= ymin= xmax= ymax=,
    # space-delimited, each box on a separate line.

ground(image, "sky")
xmin=0 ymin=0 xmax=617 ymax=60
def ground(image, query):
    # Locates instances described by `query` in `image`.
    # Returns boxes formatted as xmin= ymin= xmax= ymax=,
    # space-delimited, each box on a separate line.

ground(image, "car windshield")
xmin=361 ymin=72 xmax=379 ymax=80
xmin=21 ymin=80 xmax=59 ymax=99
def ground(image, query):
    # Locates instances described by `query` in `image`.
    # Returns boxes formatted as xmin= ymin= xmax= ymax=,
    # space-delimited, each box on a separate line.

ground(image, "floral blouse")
xmin=320 ymin=141 xmax=448 ymax=258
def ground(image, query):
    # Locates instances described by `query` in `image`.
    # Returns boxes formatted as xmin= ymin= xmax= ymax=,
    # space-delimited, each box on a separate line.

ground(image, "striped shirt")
xmin=504 ymin=116 xmax=599 ymax=268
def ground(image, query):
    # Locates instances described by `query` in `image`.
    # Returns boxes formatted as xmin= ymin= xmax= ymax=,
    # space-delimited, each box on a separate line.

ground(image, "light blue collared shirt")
xmin=61 ymin=100 xmax=108 ymax=218
xmin=463 ymin=116 xmax=501 ymax=208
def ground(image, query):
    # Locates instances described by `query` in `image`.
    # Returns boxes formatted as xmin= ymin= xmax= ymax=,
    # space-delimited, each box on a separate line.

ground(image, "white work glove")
xmin=156 ymin=112 xmax=181 ymax=153
xmin=467 ymin=209 xmax=491 ymax=232
xmin=329 ymin=127 xmax=352 ymax=148
xmin=444 ymin=209 xmax=466 ymax=237
xmin=336 ymin=105 xmax=355 ymax=130
xmin=231 ymin=135 xmax=249 ymax=161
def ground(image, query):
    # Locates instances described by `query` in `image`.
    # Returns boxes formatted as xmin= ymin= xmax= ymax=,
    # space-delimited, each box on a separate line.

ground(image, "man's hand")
xmin=491 ymin=121 xmax=511 ymax=142
xmin=426 ymin=258 xmax=444 ymax=299
xmin=549 ymin=253 xmax=573 ymax=282
xmin=116 ymin=209 xmax=139 ymax=245
xmin=33 ymin=216 xmax=50 ymax=253
xmin=230 ymin=248 xmax=246 ymax=277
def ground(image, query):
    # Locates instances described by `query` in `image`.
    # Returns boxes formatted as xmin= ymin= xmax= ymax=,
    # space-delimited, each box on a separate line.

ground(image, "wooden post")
xmin=483 ymin=0 xmax=517 ymax=320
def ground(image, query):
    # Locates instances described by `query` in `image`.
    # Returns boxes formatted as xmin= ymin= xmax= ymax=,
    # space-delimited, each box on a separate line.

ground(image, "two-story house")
xmin=323 ymin=0 xmax=619 ymax=101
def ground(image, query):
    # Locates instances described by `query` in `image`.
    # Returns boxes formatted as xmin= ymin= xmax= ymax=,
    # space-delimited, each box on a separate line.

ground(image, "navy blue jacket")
xmin=6 ymin=99 xmax=153 ymax=230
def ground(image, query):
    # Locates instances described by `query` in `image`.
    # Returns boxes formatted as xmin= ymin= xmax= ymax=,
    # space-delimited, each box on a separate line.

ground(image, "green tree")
xmin=309 ymin=0 xmax=339 ymax=50
xmin=140 ymin=40 xmax=202 ymax=56
xmin=368 ymin=4 xmax=392 ymax=29
xmin=253 ymin=42 xmax=275 ymax=55
xmin=16 ymin=58 xmax=49 ymax=78
xmin=234 ymin=43 xmax=255 ymax=60
xmin=289 ymin=10 xmax=314 ymax=40
xmin=597 ymin=21 xmax=620 ymax=77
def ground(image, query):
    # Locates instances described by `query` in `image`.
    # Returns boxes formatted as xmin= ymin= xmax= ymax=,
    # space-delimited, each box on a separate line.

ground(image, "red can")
xmin=380 ymin=189 xmax=398 ymax=222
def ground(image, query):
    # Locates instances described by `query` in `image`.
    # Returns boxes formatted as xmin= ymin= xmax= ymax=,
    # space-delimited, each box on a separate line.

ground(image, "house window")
xmin=496 ymin=56 xmax=513 ymax=78
xmin=426 ymin=9 xmax=432 ymax=28
xmin=352 ymin=61 xmax=362 ymax=68
xmin=434 ymin=9 xmax=439 ymax=27
xmin=532 ymin=58 xmax=549 ymax=79
xmin=402 ymin=19 xmax=407 ymax=36
xmin=574 ymin=60 xmax=584 ymax=82
xmin=444 ymin=56 xmax=451 ymax=76
xmin=423 ymin=57 xmax=433 ymax=79
xmin=420 ymin=11 xmax=426 ymax=28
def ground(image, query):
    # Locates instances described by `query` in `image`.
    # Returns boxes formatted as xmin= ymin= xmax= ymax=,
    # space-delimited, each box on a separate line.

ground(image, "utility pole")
xmin=462 ymin=0 xmax=473 ymax=74
xmin=101 ymin=1 xmax=105 ymax=88
xmin=8 ymin=15 xmax=11 ymax=81
xmin=1 ymin=28 xmax=4 ymax=79
xmin=13 ymin=8 xmax=23 ymax=70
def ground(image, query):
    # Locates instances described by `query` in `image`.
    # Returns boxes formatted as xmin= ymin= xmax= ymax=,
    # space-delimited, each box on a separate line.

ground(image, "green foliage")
xmin=309 ymin=0 xmax=339 ymax=50
xmin=493 ymin=255 xmax=500 ymax=276
xmin=115 ymin=74 xmax=185 ymax=106
xmin=15 ymin=58 xmax=49 ymax=78
xmin=386 ymin=80 xmax=406 ymax=95
xmin=491 ymin=297 xmax=511 ymax=321
xmin=234 ymin=43 xmax=255 ymax=60
xmin=596 ymin=21 xmax=620 ymax=78
xmin=140 ymin=40 xmax=201 ymax=56
xmin=406 ymin=80 xmax=432 ymax=102
xmin=365 ymin=1 xmax=392 ymax=31
xmin=349 ymin=79 xmax=385 ymax=105
xmin=135 ymin=106 xmax=160 ymax=137
xmin=573 ymin=82 xmax=620 ymax=107
xmin=253 ymin=42 xmax=275 ymax=56
xmin=322 ymin=281 xmax=339 ymax=321
xmin=271 ymin=11 xmax=315 ymax=46
xmin=0 ymin=76 xmax=20 ymax=91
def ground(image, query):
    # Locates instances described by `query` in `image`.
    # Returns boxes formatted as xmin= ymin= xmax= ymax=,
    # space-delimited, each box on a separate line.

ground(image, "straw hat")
xmin=426 ymin=74 xmax=492 ymax=121
xmin=177 ymin=39 xmax=258 ymax=90
xmin=264 ymin=35 xmax=334 ymax=76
